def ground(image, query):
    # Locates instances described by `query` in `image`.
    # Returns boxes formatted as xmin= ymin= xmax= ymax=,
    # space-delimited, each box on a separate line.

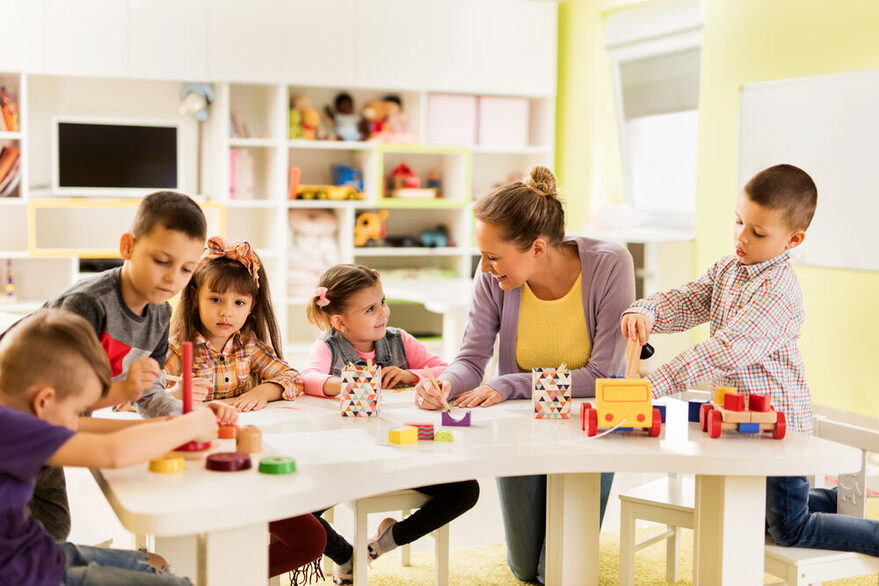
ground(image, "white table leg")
xmin=693 ymin=475 xmax=765 ymax=585
xmin=545 ymin=473 xmax=601 ymax=586
xmin=155 ymin=523 xmax=268 ymax=586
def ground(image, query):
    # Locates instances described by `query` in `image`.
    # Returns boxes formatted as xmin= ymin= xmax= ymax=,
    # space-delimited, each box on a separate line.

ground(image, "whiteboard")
xmin=738 ymin=68 xmax=879 ymax=271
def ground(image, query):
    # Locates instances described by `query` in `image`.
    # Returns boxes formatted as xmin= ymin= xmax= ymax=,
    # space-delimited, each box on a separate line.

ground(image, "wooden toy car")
xmin=581 ymin=376 xmax=661 ymax=437
xmin=699 ymin=386 xmax=786 ymax=439
xmin=296 ymin=184 xmax=363 ymax=200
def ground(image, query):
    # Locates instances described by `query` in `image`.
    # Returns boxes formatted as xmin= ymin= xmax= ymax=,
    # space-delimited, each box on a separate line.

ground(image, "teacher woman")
xmin=414 ymin=166 xmax=634 ymax=583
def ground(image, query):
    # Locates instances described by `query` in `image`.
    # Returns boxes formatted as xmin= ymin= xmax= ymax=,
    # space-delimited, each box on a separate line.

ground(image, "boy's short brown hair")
xmin=0 ymin=309 xmax=111 ymax=400
xmin=130 ymin=191 xmax=207 ymax=240
xmin=744 ymin=164 xmax=817 ymax=231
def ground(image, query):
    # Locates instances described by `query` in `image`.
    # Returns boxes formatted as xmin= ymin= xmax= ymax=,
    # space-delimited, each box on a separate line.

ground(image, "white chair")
xmin=618 ymin=416 xmax=879 ymax=586
xmin=333 ymin=489 xmax=450 ymax=586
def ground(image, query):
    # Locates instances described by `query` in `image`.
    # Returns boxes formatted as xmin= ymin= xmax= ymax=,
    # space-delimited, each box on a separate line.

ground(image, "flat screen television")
xmin=52 ymin=118 xmax=182 ymax=196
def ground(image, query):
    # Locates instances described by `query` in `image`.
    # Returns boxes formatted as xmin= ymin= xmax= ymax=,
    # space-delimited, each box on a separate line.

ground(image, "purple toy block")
xmin=441 ymin=410 xmax=471 ymax=427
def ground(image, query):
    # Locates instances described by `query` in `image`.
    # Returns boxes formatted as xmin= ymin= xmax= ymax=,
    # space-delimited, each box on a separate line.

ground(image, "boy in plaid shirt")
xmin=622 ymin=164 xmax=879 ymax=556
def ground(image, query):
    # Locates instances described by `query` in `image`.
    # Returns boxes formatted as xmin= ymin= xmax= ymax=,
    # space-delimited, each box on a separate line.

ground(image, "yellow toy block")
xmin=595 ymin=378 xmax=654 ymax=429
xmin=718 ymin=408 xmax=750 ymax=423
xmin=714 ymin=386 xmax=737 ymax=406
xmin=388 ymin=426 xmax=418 ymax=445
xmin=750 ymin=410 xmax=778 ymax=424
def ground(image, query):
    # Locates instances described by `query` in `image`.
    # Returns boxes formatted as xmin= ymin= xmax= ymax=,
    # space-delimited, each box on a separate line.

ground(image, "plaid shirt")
xmin=166 ymin=332 xmax=303 ymax=401
xmin=626 ymin=251 xmax=813 ymax=432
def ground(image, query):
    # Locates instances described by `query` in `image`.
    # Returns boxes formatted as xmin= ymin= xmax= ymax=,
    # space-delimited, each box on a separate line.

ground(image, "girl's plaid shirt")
xmin=166 ymin=332 xmax=304 ymax=401
xmin=625 ymin=251 xmax=813 ymax=432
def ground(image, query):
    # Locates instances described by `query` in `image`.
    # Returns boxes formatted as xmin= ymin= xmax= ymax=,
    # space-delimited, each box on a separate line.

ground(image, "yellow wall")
xmin=557 ymin=0 xmax=879 ymax=417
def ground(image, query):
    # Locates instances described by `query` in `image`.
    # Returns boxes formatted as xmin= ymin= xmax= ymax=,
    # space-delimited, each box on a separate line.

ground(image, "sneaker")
xmin=366 ymin=517 xmax=397 ymax=561
xmin=332 ymin=561 xmax=353 ymax=586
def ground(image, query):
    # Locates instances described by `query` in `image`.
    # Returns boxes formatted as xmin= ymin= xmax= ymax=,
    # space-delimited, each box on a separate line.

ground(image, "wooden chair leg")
xmin=619 ymin=500 xmax=636 ymax=586
xmin=352 ymin=502 xmax=368 ymax=586
xmin=435 ymin=524 xmax=450 ymax=586
xmin=400 ymin=509 xmax=411 ymax=567
xmin=666 ymin=525 xmax=681 ymax=583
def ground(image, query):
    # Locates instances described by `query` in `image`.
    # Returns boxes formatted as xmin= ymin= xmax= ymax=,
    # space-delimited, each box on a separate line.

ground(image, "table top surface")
xmin=94 ymin=392 xmax=861 ymax=537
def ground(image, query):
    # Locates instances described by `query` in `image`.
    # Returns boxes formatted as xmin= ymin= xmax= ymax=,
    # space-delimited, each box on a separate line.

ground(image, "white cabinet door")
xmin=209 ymin=0 xmax=286 ymax=83
xmin=44 ymin=0 xmax=127 ymax=77
xmin=282 ymin=0 xmax=355 ymax=87
xmin=354 ymin=0 xmax=427 ymax=90
xmin=128 ymin=0 xmax=209 ymax=81
xmin=0 ymin=0 xmax=45 ymax=73
xmin=426 ymin=0 xmax=557 ymax=96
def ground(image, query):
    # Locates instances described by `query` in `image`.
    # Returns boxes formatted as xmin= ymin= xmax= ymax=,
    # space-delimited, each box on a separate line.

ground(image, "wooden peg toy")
xmin=205 ymin=452 xmax=252 ymax=472
xmin=236 ymin=425 xmax=262 ymax=453
xmin=625 ymin=338 xmax=640 ymax=378
xmin=175 ymin=341 xmax=212 ymax=454
xmin=218 ymin=425 xmax=239 ymax=439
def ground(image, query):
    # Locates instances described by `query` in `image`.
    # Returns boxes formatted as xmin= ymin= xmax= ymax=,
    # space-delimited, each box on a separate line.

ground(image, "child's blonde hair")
xmin=171 ymin=237 xmax=283 ymax=358
xmin=306 ymin=264 xmax=380 ymax=332
xmin=0 ymin=309 xmax=111 ymax=400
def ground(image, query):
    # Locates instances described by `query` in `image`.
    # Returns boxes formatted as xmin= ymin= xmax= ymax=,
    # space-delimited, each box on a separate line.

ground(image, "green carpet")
xmin=309 ymin=501 xmax=879 ymax=585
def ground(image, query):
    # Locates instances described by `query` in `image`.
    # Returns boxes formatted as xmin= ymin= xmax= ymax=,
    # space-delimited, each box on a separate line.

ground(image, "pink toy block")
xmin=441 ymin=410 xmax=471 ymax=427
xmin=749 ymin=393 xmax=771 ymax=412
xmin=405 ymin=422 xmax=435 ymax=441
xmin=723 ymin=392 xmax=746 ymax=412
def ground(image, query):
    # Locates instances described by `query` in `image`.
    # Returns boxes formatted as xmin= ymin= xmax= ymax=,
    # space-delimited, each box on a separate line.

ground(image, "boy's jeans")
xmin=496 ymin=472 xmax=614 ymax=584
xmin=59 ymin=543 xmax=192 ymax=586
xmin=766 ymin=475 xmax=879 ymax=555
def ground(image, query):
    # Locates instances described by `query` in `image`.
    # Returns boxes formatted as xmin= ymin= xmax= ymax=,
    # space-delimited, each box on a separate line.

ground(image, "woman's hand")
xmin=414 ymin=377 xmax=451 ymax=411
xmin=620 ymin=312 xmax=650 ymax=345
xmin=382 ymin=366 xmax=417 ymax=389
xmin=453 ymin=384 xmax=502 ymax=408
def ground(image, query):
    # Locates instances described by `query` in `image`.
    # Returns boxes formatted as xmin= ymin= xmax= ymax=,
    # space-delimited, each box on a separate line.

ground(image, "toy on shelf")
xmin=290 ymin=95 xmax=325 ymax=140
xmin=362 ymin=95 xmax=416 ymax=144
xmin=325 ymin=92 xmax=363 ymax=141
xmin=340 ymin=362 xmax=382 ymax=417
xmin=288 ymin=208 xmax=340 ymax=297
xmin=1 ymin=259 xmax=15 ymax=304
xmin=580 ymin=339 xmax=662 ymax=437
xmin=419 ymin=225 xmax=450 ymax=247
xmin=332 ymin=164 xmax=364 ymax=191
xmin=230 ymin=111 xmax=249 ymax=138
xmin=427 ymin=170 xmax=442 ymax=196
xmin=388 ymin=162 xmax=438 ymax=199
xmin=389 ymin=426 xmax=418 ymax=445
xmin=175 ymin=342 xmax=213 ymax=454
xmin=532 ymin=363 xmax=571 ymax=419
xmin=699 ymin=386 xmax=786 ymax=439
xmin=237 ymin=426 xmax=263 ymax=453
xmin=354 ymin=210 xmax=389 ymax=247
xmin=295 ymin=184 xmax=362 ymax=200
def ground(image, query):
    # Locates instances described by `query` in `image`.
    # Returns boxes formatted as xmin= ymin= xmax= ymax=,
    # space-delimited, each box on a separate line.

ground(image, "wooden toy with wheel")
xmin=580 ymin=339 xmax=661 ymax=437
xmin=699 ymin=386 xmax=786 ymax=439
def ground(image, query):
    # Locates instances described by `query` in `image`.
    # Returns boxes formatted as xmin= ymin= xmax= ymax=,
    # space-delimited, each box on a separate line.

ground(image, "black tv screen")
xmin=57 ymin=122 xmax=178 ymax=190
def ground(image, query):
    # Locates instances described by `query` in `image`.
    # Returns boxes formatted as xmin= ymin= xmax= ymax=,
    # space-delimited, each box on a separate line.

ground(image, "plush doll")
xmin=325 ymin=92 xmax=363 ymax=141
xmin=361 ymin=99 xmax=390 ymax=140
xmin=287 ymin=209 xmax=340 ymax=296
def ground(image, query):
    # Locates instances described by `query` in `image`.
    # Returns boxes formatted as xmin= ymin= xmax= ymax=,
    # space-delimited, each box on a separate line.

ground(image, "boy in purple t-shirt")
xmin=0 ymin=309 xmax=234 ymax=586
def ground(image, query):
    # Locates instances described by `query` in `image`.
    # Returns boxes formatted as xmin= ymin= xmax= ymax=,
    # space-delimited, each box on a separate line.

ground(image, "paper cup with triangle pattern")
xmin=532 ymin=366 xmax=572 ymax=419
xmin=340 ymin=364 xmax=382 ymax=417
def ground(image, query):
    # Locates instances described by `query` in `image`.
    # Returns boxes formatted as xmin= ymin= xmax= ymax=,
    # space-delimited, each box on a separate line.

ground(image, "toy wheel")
xmin=650 ymin=408 xmax=662 ymax=437
xmin=579 ymin=403 xmax=588 ymax=430
xmin=700 ymin=403 xmax=712 ymax=432
xmin=774 ymin=411 xmax=786 ymax=439
xmin=708 ymin=409 xmax=722 ymax=439
xmin=586 ymin=408 xmax=598 ymax=437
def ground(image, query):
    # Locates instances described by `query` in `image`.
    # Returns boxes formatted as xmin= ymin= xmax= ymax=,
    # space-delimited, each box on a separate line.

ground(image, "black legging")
xmin=315 ymin=479 xmax=480 ymax=564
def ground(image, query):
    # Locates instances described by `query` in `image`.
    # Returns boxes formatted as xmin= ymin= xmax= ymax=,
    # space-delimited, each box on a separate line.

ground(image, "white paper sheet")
xmin=262 ymin=429 xmax=406 ymax=464
xmin=236 ymin=403 xmax=334 ymax=426
xmin=380 ymin=404 xmax=523 ymax=427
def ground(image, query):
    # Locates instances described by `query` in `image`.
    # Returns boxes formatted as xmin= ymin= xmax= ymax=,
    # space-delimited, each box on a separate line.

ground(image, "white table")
xmin=93 ymin=394 xmax=860 ymax=586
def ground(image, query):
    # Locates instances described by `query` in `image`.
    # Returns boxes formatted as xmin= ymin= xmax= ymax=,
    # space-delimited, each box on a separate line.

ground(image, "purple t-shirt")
xmin=0 ymin=405 xmax=75 ymax=586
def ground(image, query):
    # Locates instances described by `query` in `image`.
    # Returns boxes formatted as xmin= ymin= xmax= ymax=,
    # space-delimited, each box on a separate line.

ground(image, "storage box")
xmin=478 ymin=96 xmax=530 ymax=147
xmin=532 ymin=366 xmax=572 ymax=419
xmin=427 ymin=94 xmax=477 ymax=146
xmin=340 ymin=364 xmax=382 ymax=417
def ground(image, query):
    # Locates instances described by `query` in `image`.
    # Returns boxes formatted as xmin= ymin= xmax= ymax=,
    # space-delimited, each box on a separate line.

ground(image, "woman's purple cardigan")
xmin=441 ymin=236 xmax=635 ymax=400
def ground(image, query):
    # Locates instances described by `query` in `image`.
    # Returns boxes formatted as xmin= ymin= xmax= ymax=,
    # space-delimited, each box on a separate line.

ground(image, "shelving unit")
xmin=1 ymin=78 xmax=554 ymax=359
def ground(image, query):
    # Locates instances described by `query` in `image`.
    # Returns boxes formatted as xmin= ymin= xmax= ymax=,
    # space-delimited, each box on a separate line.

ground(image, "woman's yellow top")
xmin=516 ymin=273 xmax=591 ymax=372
